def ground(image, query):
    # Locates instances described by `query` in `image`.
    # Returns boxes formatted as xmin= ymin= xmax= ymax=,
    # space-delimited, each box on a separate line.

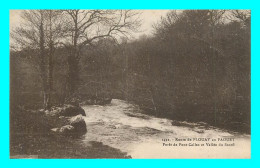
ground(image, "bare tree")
xmin=11 ymin=10 xmax=63 ymax=109
xmin=44 ymin=10 xmax=63 ymax=108
xmin=11 ymin=10 xmax=48 ymax=108
xmin=60 ymin=10 xmax=141 ymax=97
xmin=228 ymin=10 xmax=251 ymax=26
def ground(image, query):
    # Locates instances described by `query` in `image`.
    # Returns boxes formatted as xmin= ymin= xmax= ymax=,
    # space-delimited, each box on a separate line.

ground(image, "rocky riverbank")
xmin=10 ymin=103 xmax=130 ymax=158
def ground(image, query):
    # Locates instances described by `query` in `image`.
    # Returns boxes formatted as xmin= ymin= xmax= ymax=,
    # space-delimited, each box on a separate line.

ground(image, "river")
xmin=80 ymin=99 xmax=250 ymax=158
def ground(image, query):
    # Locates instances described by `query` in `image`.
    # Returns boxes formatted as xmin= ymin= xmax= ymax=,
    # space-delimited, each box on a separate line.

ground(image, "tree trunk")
xmin=67 ymin=51 xmax=80 ymax=97
xmin=39 ymin=13 xmax=48 ymax=109
xmin=46 ymin=41 xmax=54 ymax=109
xmin=66 ymin=12 xmax=81 ymax=99
xmin=46 ymin=11 xmax=55 ymax=109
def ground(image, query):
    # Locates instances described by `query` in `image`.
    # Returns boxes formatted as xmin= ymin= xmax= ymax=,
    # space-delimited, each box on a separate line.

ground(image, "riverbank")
xmin=10 ymin=107 xmax=131 ymax=159
xmin=81 ymin=99 xmax=250 ymax=158
xmin=10 ymin=99 xmax=250 ymax=159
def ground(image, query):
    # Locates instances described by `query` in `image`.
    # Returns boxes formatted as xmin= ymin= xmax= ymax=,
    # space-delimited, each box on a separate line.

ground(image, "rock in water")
xmin=59 ymin=125 xmax=75 ymax=135
xmin=51 ymin=128 xmax=59 ymax=132
xmin=61 ymin=104 xmax=86 ymax=116
xmin=69 ymin=115 xmax=87 ymax=135
xmin=47 ymin=106 xmax=87 ymax=137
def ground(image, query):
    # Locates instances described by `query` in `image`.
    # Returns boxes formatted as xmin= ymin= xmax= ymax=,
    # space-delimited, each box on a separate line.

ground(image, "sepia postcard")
xmin=9 ymin=9 xmax=251 ymax=159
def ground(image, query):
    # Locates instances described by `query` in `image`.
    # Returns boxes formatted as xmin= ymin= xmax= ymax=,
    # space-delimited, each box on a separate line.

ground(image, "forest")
xmin=10 ymin=10 xmax=251 ymax=158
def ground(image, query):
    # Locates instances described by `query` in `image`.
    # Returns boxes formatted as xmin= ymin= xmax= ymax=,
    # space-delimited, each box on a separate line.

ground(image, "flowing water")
xmin=80 ymin=99 xmax=250 ymax=158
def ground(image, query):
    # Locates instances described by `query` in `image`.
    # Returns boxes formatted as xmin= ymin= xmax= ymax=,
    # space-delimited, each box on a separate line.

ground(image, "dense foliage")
xmin=10 ymin=10 xmax=251 ymax=133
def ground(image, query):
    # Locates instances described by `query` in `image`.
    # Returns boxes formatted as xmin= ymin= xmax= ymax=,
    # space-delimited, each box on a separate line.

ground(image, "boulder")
xmin=69 ymin=115 xmax=87 ymax=135
xmin=46 ymin=105 xmax=87 ymax=137
xmin=44 ymin=104 xmax=86 ymax=117
xmin=50 ymin=115 xmax=87 ymax=137
xmin=60 ymin=104 xmax=86 ymax=117
xmin=51 ymin=128 xmax=59 ymax=132
xmin=59 ymin=125 xmax=75 ymax=135
xmin=45 ymin=107 xmax=63 ymax=116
